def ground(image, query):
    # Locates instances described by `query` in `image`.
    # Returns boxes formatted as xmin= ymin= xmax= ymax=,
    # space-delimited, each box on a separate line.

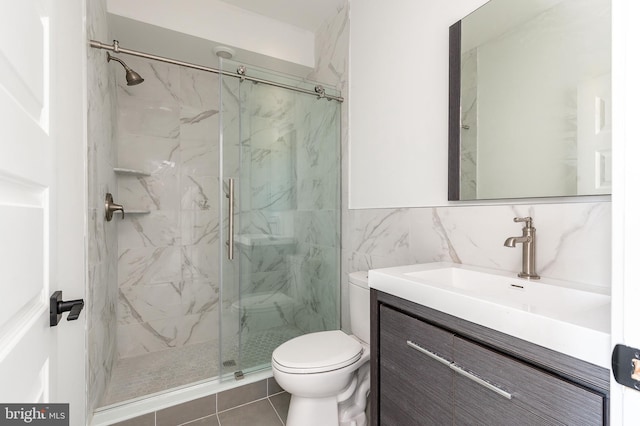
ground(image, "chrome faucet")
xmin=504 ymin=217 xmax=540 ymax=280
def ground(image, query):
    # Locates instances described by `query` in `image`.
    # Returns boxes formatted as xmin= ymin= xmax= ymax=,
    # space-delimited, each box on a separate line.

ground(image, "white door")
xmin=611 ymin=0 xmax=640 ymax=423
xmin=0 ymin=0 xmax=85 ymax=423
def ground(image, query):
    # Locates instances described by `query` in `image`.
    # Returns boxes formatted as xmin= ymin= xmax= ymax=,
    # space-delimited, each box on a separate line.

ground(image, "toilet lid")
xmin=272 ymin=330 xmax=363 ymax=374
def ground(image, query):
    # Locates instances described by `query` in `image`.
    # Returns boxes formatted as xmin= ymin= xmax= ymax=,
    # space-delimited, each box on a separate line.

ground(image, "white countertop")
xmin=369 ymin=262 xmax=611 ymax=369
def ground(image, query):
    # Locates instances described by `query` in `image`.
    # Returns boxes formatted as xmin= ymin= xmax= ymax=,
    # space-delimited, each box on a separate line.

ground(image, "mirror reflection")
xmin=451 ymin=0 xmax=611 ymax=200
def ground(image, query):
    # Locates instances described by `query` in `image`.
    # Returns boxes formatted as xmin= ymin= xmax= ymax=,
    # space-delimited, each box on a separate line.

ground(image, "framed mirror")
xmin=448 ymin=0 xmax=611 ymax=201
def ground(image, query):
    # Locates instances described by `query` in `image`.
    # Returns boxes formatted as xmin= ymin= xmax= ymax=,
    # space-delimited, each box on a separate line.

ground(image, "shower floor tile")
xmin=229 ymin=326 xmax=303 ymax=371
xmin=102 ymin=340 xmax=219 ymax=407
xmin=101 ymin=326 xmax=304 ymax=408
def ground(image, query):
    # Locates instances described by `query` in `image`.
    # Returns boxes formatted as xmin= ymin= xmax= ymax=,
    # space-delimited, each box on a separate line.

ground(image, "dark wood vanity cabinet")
xmin=371 ymin=290 xmax=609 ymax=426
xmin=379 ymin=304 xmax=454 ymax=425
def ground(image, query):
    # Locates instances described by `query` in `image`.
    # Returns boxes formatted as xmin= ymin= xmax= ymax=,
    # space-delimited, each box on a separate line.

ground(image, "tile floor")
xmin=112 ymin=377 xmax=290 ymax=426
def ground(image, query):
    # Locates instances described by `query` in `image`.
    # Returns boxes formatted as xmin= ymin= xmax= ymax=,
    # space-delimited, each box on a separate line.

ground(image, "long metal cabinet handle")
xmin=226 ymin=178 xmax=234 ymax=260
xmin=449 ymin=363 xmax=512 ymax=400
xmin=407 ymin=340 xmax=451 ymax=367
xmin=407 ymin=340 xmax=512 ymax=400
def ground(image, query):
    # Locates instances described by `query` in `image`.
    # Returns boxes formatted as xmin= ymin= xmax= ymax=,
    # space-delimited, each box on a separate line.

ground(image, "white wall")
xmin=349 ymin=0 xmax=488 ymax=208
xmin=107 ymin=0 xmax=315 ymax=68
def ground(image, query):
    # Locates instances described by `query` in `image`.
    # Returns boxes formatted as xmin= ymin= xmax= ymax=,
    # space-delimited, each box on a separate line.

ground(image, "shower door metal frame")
xmin=89 ymin=39 xmax=344 ymax=102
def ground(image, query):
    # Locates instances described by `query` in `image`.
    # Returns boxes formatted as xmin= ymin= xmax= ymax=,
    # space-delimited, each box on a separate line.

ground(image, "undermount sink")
xmin=368 ymin=262 xmax=611 ymax=368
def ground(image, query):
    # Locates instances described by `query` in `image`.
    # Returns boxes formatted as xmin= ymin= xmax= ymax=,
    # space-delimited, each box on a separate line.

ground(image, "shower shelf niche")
xmin=113 ymin=167 xmax=151 ymax=177
xmin=113 ymin=168 xmax=152 ymax=215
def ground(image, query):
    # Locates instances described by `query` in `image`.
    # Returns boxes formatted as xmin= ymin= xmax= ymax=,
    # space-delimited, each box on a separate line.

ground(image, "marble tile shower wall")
xmin=115 ymin=56 xmax=221 ymax=358
xmin=235 ymin=82 xmax=341 ymax=334
xmin=87 ymin=0 xmax=118 ymax=413
xmin=307 ymin=4 xmax=352 ymax=331
xmin=237 ymin=83 xmax=297 ymax=306
xmin=290 ymin=93 xmax=341 ymax=333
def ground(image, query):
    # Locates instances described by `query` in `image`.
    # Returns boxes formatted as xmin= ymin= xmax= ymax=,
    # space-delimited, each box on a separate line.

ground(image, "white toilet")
xmin=272 ymin=271 xmax=370 ymax=426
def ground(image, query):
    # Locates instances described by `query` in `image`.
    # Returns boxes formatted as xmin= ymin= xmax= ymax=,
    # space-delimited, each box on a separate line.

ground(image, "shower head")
xmin=107 ymin=52 xmax=144 ymax=86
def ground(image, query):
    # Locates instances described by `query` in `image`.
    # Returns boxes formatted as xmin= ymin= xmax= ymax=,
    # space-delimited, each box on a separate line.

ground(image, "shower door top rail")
xmin=89 ymin=39 xmax=344 ymax=102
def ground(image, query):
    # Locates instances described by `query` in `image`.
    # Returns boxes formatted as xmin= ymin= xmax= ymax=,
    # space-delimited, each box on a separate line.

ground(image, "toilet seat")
xmin=272 ymin=330 xmax=363 ymax=374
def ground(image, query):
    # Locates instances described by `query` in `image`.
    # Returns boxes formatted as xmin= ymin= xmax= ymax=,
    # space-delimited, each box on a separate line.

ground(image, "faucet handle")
xmin=513 ymin=217 xmax=533 ymax=227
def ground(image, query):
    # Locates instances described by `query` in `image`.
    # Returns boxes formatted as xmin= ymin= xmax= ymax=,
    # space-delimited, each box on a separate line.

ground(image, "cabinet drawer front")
xmin=379 ymin=305 xmax=454 ymax=425
xmin=454 ymin=336 xmax=604 ymax=425
xmin=454 ymin=378 xmax=559 ymax=426
xmin=381 ymin=304 xmax=454 ymax=360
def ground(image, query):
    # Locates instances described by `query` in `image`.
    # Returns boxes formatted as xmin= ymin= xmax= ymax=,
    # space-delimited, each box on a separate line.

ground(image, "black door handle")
xmin=50 ymin=291 xmax=84 ymax=326
xmin=612 ymin=344 xmax=640 ymax=391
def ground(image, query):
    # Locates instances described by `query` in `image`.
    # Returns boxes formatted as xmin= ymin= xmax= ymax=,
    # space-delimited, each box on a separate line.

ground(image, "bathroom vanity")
xmin=368 ymin=264 xmax=610 ymax=425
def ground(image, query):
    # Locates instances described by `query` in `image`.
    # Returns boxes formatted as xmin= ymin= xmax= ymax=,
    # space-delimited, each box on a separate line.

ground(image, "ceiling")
xmin=106 ymin=0 xmax=346 ymax=78
xmin=219 ymin=0 xmax=346 ymax=31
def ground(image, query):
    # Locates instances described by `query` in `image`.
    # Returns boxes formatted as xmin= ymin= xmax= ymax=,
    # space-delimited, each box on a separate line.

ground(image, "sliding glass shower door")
xmin=219 ymin=62 xmax=341 ymax=379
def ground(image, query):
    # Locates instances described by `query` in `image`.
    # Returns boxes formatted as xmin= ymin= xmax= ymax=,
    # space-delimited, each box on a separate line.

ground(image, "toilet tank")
xmin=348 ymin=271 xmax=370 ymax=345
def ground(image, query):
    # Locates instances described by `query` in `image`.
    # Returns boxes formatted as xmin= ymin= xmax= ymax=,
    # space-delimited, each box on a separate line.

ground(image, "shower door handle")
xmin=226 ymin=178 xmax=234 ymax=260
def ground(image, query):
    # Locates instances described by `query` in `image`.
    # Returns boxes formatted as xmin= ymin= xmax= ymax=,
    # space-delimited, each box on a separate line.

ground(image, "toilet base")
xmin=287 ymin=395 xmax=339 ymax=426
xmin=283 ymin=365 xmax=370 ymax=426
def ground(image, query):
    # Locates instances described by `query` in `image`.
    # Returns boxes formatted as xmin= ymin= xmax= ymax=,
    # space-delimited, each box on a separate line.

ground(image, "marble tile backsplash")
xmin=340 ymin=202 xmax=611 ymax=332
xmin=344 ymin=203 xmax=611 ymax=288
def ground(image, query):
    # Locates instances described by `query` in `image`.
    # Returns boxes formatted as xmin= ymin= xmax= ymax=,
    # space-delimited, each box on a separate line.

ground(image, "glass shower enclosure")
xmin=91 ymin=51 xmax=342 ymax=411
xmin=218 ymin=62 xmax=341 ymax=379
